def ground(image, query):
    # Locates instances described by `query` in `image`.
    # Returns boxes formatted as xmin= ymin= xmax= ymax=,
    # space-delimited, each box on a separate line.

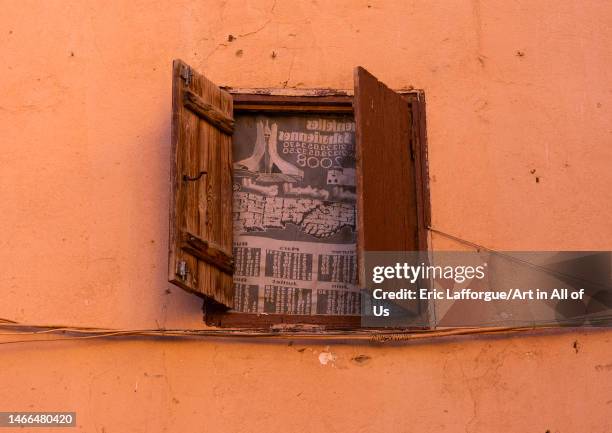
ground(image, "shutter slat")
xmin=169 ymin=59 xmax=234 ymax=307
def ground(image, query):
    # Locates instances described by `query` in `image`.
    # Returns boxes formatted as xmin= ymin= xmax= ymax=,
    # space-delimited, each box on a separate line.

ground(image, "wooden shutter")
xmin=168 ymin=59 xmax=234 ymax=307
xmin=353 ymin=66 xmax=429 ymax=285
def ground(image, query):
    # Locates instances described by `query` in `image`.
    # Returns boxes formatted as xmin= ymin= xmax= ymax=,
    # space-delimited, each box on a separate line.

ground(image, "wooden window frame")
xmin=202 ymin=88 xmax=430 ymax=330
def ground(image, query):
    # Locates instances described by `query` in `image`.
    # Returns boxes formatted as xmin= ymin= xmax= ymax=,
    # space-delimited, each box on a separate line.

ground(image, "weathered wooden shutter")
xmin=353 ymin=66 xmax=429 ymax=285
xmin=168 ymin=59 xmax=234 ymax=307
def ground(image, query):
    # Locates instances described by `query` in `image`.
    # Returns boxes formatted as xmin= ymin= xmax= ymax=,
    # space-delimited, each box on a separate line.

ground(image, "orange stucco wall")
xmin=1 ymin=1 xmax=611 ymax=432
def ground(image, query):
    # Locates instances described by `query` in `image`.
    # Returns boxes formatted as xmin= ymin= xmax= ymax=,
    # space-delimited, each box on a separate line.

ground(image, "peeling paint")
xmin=318 ymin=351 xmax=337 ymax=366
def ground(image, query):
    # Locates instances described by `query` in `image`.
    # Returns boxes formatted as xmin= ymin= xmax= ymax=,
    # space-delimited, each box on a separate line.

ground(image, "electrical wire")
xmin=0 ymin=315 xmax=610 ymax=345
xmin=0 ymin=228 xmax=609 ymax=345
xmin=428 ymin=227 xmax=611 ymax=291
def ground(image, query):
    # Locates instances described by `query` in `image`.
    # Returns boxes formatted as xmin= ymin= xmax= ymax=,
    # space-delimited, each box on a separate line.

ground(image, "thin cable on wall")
xmin=0 ymin=228 xmax=608 ymax=345
xmin=0 ymin=320 xmax=576 ymax=344
xmin=428 ymin=226 xmax=611 ymax=291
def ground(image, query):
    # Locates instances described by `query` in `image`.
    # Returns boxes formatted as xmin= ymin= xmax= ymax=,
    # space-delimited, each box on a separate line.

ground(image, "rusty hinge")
xmin=177 ymin=260 xmax=188 ymax=280
xmin=181 ymin=231 xmax=234 ymax=275
xmin=180 ymin=64 xmax=192 ymax=86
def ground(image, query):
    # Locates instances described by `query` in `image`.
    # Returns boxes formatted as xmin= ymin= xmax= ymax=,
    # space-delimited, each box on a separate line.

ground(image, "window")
xmin=168 ymin=60 xmax=430 ymax=329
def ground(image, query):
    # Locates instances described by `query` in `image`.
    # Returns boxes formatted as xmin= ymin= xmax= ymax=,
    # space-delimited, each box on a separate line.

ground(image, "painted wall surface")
xmin=1 ymin=1 xmax=611 ymax=432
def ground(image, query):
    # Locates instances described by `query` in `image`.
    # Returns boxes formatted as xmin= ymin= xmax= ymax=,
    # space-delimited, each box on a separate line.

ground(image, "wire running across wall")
xmin=0 ymin=319 xmax=597 ymax=345
xmin=0 ymin=228 xmax=610 ymax=345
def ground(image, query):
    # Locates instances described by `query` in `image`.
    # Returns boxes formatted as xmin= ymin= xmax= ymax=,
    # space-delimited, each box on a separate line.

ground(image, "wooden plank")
xmin=226 ymin=87 xmax=422 ymax=98
xmin=232 ymin=93 xmax=353 ymax=113
xmin=234 ymin=104 xmax=353 ymax=113
xmin=168 ymin=59 xmax=234 ymax=307
xmin=182 ymin=231 xmax=234 ymax=275
xmin=353 ymin=67 xmax=424 ymax=287
xmin=184 ymin=89 xmax=234 ymax=135
xmin=408 ymin=92 xmax=431 ymax=249
xmin=225 ymin=87 xmax=351 ymax=97
xmin=232 ymin=93 xmax=353 ymax=107
xmin=169 ymin=60 xmax=198 ymax=296
xmin=204 ymin=308 xmax=362 ymax=330
xmin=204 ymin=307 xmax=430 ymax=331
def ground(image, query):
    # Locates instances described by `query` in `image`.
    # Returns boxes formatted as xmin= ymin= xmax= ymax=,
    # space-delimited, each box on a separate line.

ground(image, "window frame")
xmin=202 ymin=88 xmax=430 ymax=330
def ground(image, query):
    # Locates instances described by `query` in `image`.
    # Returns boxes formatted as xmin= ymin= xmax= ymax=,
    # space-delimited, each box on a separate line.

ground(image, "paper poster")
xmin=231 ymin=113 xmax=360 ymax=315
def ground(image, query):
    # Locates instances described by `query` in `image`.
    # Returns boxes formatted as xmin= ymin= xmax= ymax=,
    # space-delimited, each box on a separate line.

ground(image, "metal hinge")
xmin=180 ymin=65 xmax=192 ymax=86
xmin=177 ymin=260 xmax=188 ymax=280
